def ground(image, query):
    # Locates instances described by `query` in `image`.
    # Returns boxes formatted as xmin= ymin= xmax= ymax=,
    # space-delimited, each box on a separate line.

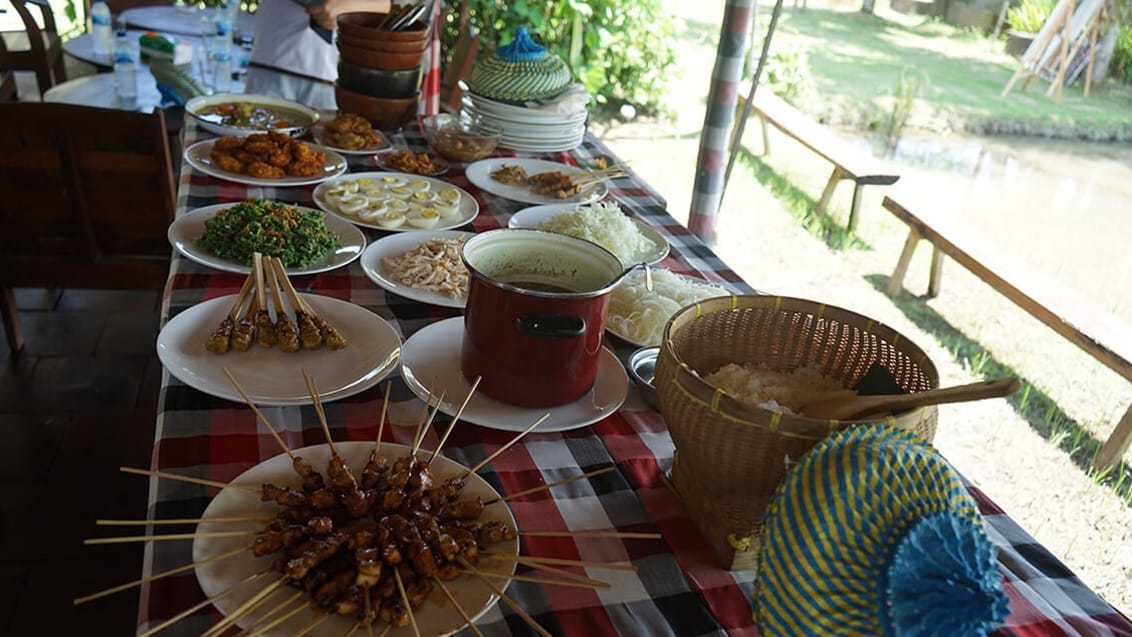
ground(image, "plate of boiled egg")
xmin=311 ymin=172 xmax=479 ymax=232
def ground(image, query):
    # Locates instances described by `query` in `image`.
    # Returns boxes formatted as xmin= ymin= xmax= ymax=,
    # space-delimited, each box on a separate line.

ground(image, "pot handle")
xmin=515 ymin=313 xmax=586 ymax=339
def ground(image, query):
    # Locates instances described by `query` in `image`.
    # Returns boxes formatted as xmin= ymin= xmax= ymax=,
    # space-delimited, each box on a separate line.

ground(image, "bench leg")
xmin=1093 ymin=402 xmax=1132 ymax=472
xmin=927 ymin=246 xmax=944 ymax=298
xmin=887 ymin=229 xmax=921 ymax=297
xmin=816 ymin=167 xmax=845 ymax=217
xmin=759 ymin=116 xmax=770 ymax=156
xmin=1 ymin=287 xmax=24 ymax=354
xmin=847 ymin=183 xmax=864 ymax=235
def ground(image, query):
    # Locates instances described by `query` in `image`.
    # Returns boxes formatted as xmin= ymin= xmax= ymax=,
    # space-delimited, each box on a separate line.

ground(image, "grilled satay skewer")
xmin=266 ymin=256 xmax=300 ymax=353
xmin=253 ymin=253 xmax=277 ymax=348
xmin=269 ymin=256 xmax=322 ymax=349
xmin=206 ymin=273 xmax=256 ymax=354
xmin=300 ymin=295 xmax=347 ymax=351
xmin=230 ymin=292 xmax=259 ymax=352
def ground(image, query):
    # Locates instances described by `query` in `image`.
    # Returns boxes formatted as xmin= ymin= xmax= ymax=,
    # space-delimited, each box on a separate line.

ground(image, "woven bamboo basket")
xmin=655 ymin=295 xmax=940 ymax=570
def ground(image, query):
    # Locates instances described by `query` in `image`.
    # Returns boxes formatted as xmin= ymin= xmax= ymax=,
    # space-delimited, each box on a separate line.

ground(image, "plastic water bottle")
xmin=91 ymin=0 xmax=112 ymax=57
xmin=113 ymin=23 xmax=137 ymax=100
xmin=212 ymin=48 xmax=232 ymax=93
xmin=214 ymin=3 xmax=233 ymax=53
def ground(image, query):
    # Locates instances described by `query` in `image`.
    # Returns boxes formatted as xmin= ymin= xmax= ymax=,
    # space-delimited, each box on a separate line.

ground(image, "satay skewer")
xmin=412 ymin=389 xmax=446 ymax=456
xmin=97 ymin=515 xmax=271 ymax=526
xmin=483 ymin=465 xmax=617 ymax=506
xmin=236 ymin=589 xmax=304 ymax=637
xmin=73 ymin=545 xmax=249 ymax=605
xmin=230 ymin=292 xmax=260 ymax=352
xmin=83 ymin=529 xmax=256 ymax=545
xmin=392 ymin=568 xmax=421 ymax=637
xmin=431 ymin=576 xmax=485 ymax=637
xmin=495 ymin=555 xmax=610 ymax=588
xmin=303 ymin=370 xmax=337 ymax=456
xmin=120 ymin=465 xmax=259 ymax=495
xmin=462 ymin=413 xmax=550 ymax=478
xmin=374 ymin=380 xmax=391 ymax=455
xmin=253 ymin=253 xmax=277 ymax=348
xmin=201 ymin=577 xmax=286 ymax=637
xmin=266 ymin=256 xmax=300 ymax=353
xmin=135 ymin=568 xmax=273 ymax=637
xmin=269 ymin=257 xmax=322 ymax=349
xmin=429 ymin=376 xmax=481 ymax=463
xmin=206 ymin=272 xmax=256 ymax=354
xmin=271 ymin=256 xmax=347 ymax=350
xmin=461 ymin=559 xmax=553 ymax=637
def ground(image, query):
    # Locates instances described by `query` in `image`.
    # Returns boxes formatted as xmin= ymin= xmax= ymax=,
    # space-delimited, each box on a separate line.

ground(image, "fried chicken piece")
xmin=211 ymin=151 xmax=245 ymax=174
xmin=247 ymin=161 xmax=285 ymax=179
xmin=286 ymin=157 xmax=324 ymax=177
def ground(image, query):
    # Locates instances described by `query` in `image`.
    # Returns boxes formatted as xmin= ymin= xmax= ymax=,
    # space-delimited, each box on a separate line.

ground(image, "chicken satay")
xmin=252 ymin=253 xmax=276 ymax=348
xmin=469 ymin=519 xmax=518 ymax=545
xmin=438 ymin=495 xmax=484 ymax=520
xmin=333 ymin=585 xmax=362 ymax=616
xmin=313 ymin=314 xmax=347 ymax=350
xmin=360 ymin=449 xmax=390 ymax=491
xmin=313 ymin=568 xmax=355 ymax=607
xmin=355 ymin=547 xmax=382 ymax=587
xmin=404 ymin=576 xmax=433 ymax=608
xmin=270 ymin=256 xmax=322 ymax=349
xmin=292 ymin=455 xmax=326 ymax=492
xmin=285 ymin=532 xmax=348 ymax=580
xmin=230 ymin=292 xmax=259 ymax=352
xmin=261 ymin=482 xmax=309 ymax=507
xmin=205 ymin=272 xmax=255 ymax=354
xmin=266 ymin=258 xmax=299 ymax=353
xmin=379 ymin=597 xmax=410 ymax=628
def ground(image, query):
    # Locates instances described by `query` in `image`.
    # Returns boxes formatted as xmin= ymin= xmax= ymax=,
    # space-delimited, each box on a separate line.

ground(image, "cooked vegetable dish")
xmin=197 ymin=199 xmax=342 ymax=268
xmin=195 ymin=101 xmax=310 ymax=130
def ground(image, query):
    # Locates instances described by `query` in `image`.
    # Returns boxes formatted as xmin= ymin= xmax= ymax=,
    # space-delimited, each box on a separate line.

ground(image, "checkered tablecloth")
xmin=134 ymin=117 xmax=1132 ymax=636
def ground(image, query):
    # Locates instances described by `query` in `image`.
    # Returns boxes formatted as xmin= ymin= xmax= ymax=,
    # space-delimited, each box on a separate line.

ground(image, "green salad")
xmin=197 ymin=199 xmax=341 ymax=268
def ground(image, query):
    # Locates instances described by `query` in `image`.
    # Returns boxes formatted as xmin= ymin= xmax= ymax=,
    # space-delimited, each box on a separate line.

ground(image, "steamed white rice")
xmin=702 ymin=363 xmax=845 ymax=414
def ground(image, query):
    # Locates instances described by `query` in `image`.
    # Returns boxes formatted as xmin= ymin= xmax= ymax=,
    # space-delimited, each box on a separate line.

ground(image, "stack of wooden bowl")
xmin=334 ymin=12 xmax=428 ymax=130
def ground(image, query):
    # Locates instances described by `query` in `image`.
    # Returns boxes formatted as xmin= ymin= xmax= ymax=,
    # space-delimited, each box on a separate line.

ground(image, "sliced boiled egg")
xmin=355 ymin=177 xmax=373 ymax=188
xmin=411 ymin=191 xmax=436 ymax=205
xmin=376 ymin=210 xmax=407 ymax=229
xmin=336 ymin=194 xmax=368 ymax=216
xmin=407 ymin=207 xmax=441 ymax=228
xmin=324 ymin=186 xmax=349 ymax=207
xmin=380 ymin=175 xmax=406 ymax=188
xmin=385 ymin=199 xmax=410 ymax=213
xmin=387 ymin=186 xmax=413 ymax=200
xmin=437 ymin=187 xmax=461 ymax=203
xmin=434 ymin=199 xmax=459 ymax=218
xmin=335 ymin=179 xmax=359 ymax=194
xmin=408 ymin=179 xmax=431 ymax=193
xmin=357 ymin=200 xmax=388 ymax=222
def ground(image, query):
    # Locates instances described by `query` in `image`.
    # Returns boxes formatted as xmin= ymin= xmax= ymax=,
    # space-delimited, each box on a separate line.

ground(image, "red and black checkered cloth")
xmin=137 ymin=118 xmax=1131 ymax=636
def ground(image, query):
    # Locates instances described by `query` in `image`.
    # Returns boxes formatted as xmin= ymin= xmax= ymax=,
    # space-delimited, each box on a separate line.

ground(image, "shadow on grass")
xmin=866 ymin=273 xmax=1132 ymax=506
xmin=735 ymin=145 xmax=869 ymax=251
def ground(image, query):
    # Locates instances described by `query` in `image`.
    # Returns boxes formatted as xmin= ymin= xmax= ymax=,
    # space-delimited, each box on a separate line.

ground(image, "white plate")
xmin=312 ymin=172 xmax=479 ymax=232
xmin=400 ymin=317 xmax=628 ymax=433
xmin=184 ymin=139 xmax=348 ymax=187
xmin=606 ymin=270 xmax=732 ymax=348
xmin=169 ymin=203 xmax=366 ymax=275
xmin=465 ymin=94 xmax=588 ymax=124
xmin=194 ymin=441 xmax=517 ymax=637
xmin=157 ymin=294 xmax=401 ymax=405
xmin=508 ymin=203 xmax=670 ymax=267
xmin=309 ymin=122 xmax=392 ymax=155
xmin=497 ymin=138 xmax=585 ymax=154
xmin=360 ymin=230 xmax=472 ymax=309
xmin=185 ymin=93 xmax=319 ymax=137
xmin=464 ymin=158 xmax=608 ymax=206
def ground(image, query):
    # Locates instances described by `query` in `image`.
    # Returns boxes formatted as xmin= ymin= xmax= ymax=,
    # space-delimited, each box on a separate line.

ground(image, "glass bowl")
xmin=420 ymin=113 xmax=502 ymax=162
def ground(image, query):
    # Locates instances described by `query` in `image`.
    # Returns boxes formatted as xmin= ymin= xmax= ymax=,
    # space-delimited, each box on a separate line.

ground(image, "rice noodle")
xmin=382 ymin=237 xmax=468 ymax=298
xmin=607 ymin=269 xmax=728 ymax=346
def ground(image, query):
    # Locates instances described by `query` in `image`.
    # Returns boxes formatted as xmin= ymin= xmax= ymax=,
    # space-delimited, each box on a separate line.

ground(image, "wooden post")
xmin=1093 ymin=403 xmax=1132 ymax=472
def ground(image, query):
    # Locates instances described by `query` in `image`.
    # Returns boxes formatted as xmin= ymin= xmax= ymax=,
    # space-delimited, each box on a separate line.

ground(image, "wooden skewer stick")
xmin=136 ymin=568 xmax=273 ymax=637
xmin=362 ymin=584 xmax=374 ymax=637
xmin=373 ymin=380 xmax=392 ymax=456
xmin=294 ymin=611 xmax=331 ymax=637
xmin=461 ymin=559 xmax=552 ymax=637
xmin=303 ymin=370 xmax=336 ymax=455
xmin=247 ymin=599 xmax=314 ymax=637
xmin=480 ymin=551 xmax=638 ymax=572
xmin=203 ymin=577 xmax=286 ymax=637
xmin=429 ymin=375 xmax=481 ymax=463
xmin=484 ymin=466 xmax=617 ymax=506
xmin=97 ymin=516 xmax=271 ymax=526
xmin=84 ymin=530 xmax=255 ymax=545
xmin=519 ymin=530 xmax=662 ymax=540
xmin=495 ymin=555 xmax=610 ymax=588
xmin=120 ymin=466 xmax=258 ymax=495
xmin=392 ymin=568 xmax=421 ymax=637
xmin=463 ymin=413 xmax=550 ymax=477
xmin=73 ymin=545 xmax=248 ymax=605
xmin=237 ymin=589 xmax=304 ymax=637
xmin=270 ymin=257 xmax=322 ymax=350
xmin=460 ymin=568 xmax=610 ymax=589
xmin=223 ymin=368 xmax=297 ymax=461
xmin=432 ymin=576 xmax=485 ymax=637
xmin=266 ymin=256 xmax=299 ymax=353
xmin=412 ymin=388 xmax=446 ymax=456
xmin=345 ymin=622 xmax=362 ymax=637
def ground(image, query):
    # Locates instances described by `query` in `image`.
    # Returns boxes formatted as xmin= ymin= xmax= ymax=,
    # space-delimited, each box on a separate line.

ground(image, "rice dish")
xmin=702 ymin=363 xmax=845 ymax=414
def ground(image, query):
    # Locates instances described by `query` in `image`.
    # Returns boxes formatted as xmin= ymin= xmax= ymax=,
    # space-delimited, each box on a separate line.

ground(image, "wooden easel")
xmin=1001 ymin=0 xmax=1109 ymax=102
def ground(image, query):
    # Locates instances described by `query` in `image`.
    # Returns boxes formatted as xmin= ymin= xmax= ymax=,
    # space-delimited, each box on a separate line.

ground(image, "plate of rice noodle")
xmin=606 ymin=269 xmax=731 ymax=347
xmin=508 ymin=200 xmax=669 ymax=267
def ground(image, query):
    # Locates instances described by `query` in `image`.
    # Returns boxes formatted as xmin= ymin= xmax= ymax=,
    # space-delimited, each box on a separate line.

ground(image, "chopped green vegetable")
xmin=197 ymin=198 xmax=341 ymax=268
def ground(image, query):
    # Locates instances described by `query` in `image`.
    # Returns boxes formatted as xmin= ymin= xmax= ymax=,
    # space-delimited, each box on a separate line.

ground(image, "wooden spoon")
xmin=798 ymin=376 xmax=1021 ymax=420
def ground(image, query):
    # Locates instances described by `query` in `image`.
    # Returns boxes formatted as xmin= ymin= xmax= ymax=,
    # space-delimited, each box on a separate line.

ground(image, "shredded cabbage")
xmin=608 ymin=270 xmax=729 ymax=346
xmin=537 ymin=201 xmax=652 ymax=266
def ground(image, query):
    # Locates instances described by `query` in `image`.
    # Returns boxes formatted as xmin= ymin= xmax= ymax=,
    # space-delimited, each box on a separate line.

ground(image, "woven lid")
xmin=468 ymin=27 xmax=573 ymax=103
xmin=754 ymin=424 xmax=1010 ymax=636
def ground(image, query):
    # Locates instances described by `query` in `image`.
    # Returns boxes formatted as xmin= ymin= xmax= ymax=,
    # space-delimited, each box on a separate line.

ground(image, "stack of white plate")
xmin=462 ymin=92 xmax=588 ymax=153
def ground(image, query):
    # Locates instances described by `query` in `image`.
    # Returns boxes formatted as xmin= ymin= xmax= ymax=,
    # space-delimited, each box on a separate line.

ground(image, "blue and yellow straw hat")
xmin=754 ymin=424 xmax=1010 ymax=636
xmin=467 ymin=27 xmax=574 ymax=103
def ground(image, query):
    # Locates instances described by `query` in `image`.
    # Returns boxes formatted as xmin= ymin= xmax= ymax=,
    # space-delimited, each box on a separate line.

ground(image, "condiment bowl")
xmin=420 ymin=113 xmax=501 ymax=162
xmin=628 ymin=346 xmax=660 ymax=411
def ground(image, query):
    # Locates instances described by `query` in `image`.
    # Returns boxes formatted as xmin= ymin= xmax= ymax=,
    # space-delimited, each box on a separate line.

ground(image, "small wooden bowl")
xmin=337 ymin=45 xmax=425 ymax=72
xmin=334 ymin=84 xmax=419 ymax=131
xmin=336 ymin=31 xmax=429 ymax=54
xmin=336 ymin=13 xmax=428 ymax=41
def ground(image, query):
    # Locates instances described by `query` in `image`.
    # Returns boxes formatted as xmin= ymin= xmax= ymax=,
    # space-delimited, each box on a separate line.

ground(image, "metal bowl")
xmin=185 ymin=93 xmax=319 ymax=138
xmin=627 ymin=346 xmax=660 ymax=411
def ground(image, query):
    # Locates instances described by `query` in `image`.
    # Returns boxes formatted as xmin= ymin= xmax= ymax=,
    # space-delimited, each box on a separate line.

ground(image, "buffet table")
xmin=133 ymin=115 xmax=1132 ymax=636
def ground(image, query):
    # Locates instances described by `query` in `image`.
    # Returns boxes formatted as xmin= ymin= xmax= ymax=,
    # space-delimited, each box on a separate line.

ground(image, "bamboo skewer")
xmin=248 ymin=600 xmax=314 ymax=637
xmin=480 ymin=551 xmax=638 ymax=572
xmin=223 ymin=368 xmax=298 ymax=461
xmin=519 ymin=530 xmax=662 ymax=540
xmin=463 ymin=413 xmax=550 ymax=477
xmin=461 ymin=568 xmax=610 ymax=589
xmin=120 ymin=465 xmax=259 ymax=495
xmin=96 ymin=516 xmax=271 ymax=526
xmin=207 ymin=272 xmax=256 ymax=354
xmin=412 ymin=389 xmax=446 ymax=456
xmin=304 ymin=370 xmax=337 ymax=455
xmin=231 ymin=292 xmax=259 ymax=352
xmin=253 ymin=253 xmax=277 ymax=349
xmin=373 ymin=380 xmax=392 ymax=457
xmin=431 ymin=576 xmax=485 ymax=637
xmin=237 ymin=589 xmax=304 ymax=637
xmin=497 ymin=555 xmax=610 ymax=588
xmin=392 ymin=568 xmax=421 ymax=637
xmin=136 ymin=568 xmax=273 ymax=637
xmin=291 ymin=279 xmax=346 ymax=350
xmin=84 ymin=530 xmax=255 ymax=545
xmin=483 ymin=466 xmax=617 ymax=506
xmin=270 ymin=257 xmax=322 ymax=349
xmin=266 ymin=256 xmax=300 ymax=353
xmin=203 ymin=577 xmax=286 ymax=637
xmin=73 ymin=545 xmax=248 ymax=605
xmin=461 ymin=560 xmax=552 ymax=637
xmin=429 ymin=375 xmax=481 ymax=463
xmin=294 ymin=611 xmax=331 ymax=636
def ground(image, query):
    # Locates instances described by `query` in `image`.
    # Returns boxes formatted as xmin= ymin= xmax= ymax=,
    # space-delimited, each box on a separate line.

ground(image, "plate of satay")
xmin=184 ymin=136 xmax=348 ymax=187
xmin=193 ymin=440 xmax=520 ymax=636
xmin=156 ymin=255 xmax=401 ymax=405
xmin=312 ymin=172 xmax=479 ymax=232
xmin=464 ymin=157 xmax=619 ymax=206
xmin=169 ymin=202 xmax=367 ymax=276
xmin=359 ymin=230 xmax=473 ymax=309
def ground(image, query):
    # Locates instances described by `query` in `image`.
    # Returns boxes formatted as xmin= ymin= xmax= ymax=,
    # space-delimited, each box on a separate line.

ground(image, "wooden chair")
xmin=0 ymin=36 xmax=18 ymax=101
xmin=439 ymin=1 xmax=481 ymax=113
xmin=2 ymin=0 xmax=67 ymax=97
xmin=0 ymin=102 xmax=177 ymax=353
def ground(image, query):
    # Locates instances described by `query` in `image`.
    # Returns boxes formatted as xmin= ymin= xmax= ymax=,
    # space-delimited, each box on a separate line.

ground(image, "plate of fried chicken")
xmin=185 ymin=132 xmax=348 ymax=187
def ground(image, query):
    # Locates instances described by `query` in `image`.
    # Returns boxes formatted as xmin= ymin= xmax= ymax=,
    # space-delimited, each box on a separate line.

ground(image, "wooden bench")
xmin=744 ymin=90 xmax=900 ymax=233
xmin=883 ymin=192 xmax=1132 ymax=471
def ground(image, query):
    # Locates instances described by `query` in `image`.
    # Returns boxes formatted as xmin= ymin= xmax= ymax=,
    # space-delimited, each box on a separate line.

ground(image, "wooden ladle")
xmin=798 ymin=376 xmax=1021 ymax=420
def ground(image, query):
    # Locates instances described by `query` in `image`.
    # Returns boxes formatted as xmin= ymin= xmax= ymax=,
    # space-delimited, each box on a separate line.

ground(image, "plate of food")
xmin=312 ymin=172 xmax=478 ymax=232
xmin=193 ymin=440 xmax=519 ymax=637
xmin=309 ymin=112 xmax=392 ymax=155
xmin=157 ymin=284 xmax=401 ymax=405
xmin=169 ymin=200 xmax=366 ymax=275
xmin=360 ymin=230 xmax=472 ymax=309
xmin=606 ymin=268 xmax=732 ymax=347
xmin=464 ymin=157 xmax=610 ymax=205
xmin=184 ymin=136 xmax=348 ymax=187
xmin=374 ymin=148 xmax=450 ymax=177
xmin=508 ymin=201 xmax=670 ymax=267
xmin=185 ymin=93 xmax=319 ymax=137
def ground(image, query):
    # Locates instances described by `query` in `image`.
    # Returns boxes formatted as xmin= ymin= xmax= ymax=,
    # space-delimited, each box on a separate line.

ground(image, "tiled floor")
xmin=1 ymin=288 xmax=164 ymax=636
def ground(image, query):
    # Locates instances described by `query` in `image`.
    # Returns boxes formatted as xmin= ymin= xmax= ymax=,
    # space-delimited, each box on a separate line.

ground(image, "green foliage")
xmin=443 ymin=0 xmax=676 ymax=115
xmin=879 ymin=67 xmax=926 ymax=155
xmin=1111 ymin=24 xmax=1132 ymax=84
xmin=1006 ymin=0 xmax=1055 ymax=34
xmin=762 ymin=48 xmax=815 ymax=106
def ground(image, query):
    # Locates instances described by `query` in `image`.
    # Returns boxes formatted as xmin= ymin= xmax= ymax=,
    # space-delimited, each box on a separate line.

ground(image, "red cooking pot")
xmin=460 ymin=228 xmax=627 ymax=408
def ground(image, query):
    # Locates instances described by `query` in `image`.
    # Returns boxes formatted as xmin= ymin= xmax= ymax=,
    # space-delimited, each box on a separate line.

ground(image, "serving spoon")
xmin=798 ymin=376 xmax=1021 ymax=420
